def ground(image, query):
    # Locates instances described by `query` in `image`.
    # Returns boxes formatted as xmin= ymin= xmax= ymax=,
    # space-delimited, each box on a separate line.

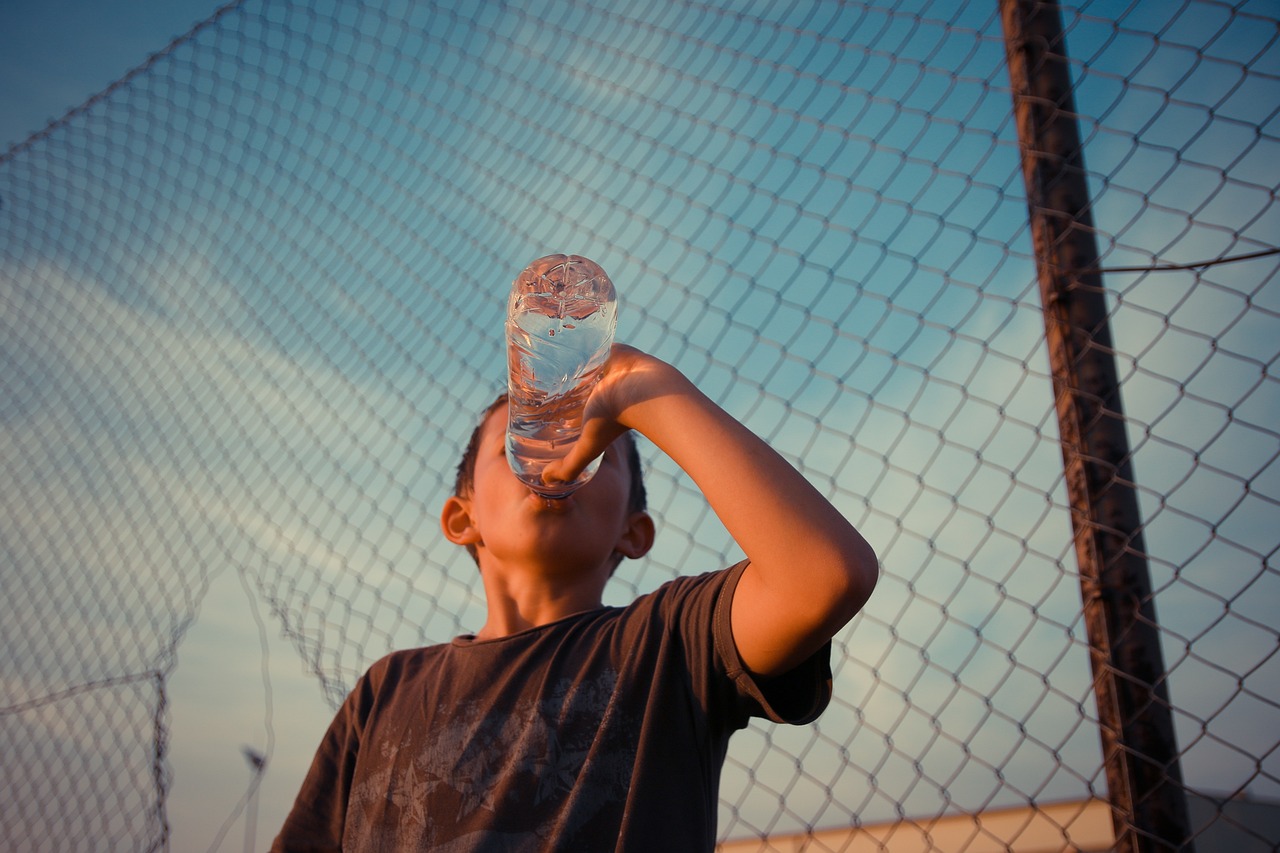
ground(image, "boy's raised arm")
xmin=549 ymin=345 xmax=879 ymax=678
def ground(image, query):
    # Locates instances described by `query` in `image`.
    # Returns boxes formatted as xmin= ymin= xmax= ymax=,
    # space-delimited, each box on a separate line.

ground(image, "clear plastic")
xmin=505 ymin=254 xmax=617 ymax=498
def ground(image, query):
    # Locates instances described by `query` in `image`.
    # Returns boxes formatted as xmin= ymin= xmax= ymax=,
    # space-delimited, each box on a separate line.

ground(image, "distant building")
xmin=717 ymin=792 xmax=1280 ymax=852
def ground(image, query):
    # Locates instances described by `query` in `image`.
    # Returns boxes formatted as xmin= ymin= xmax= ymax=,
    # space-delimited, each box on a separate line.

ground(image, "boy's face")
xmin=443 ymin=404 xmax=652 ymax=577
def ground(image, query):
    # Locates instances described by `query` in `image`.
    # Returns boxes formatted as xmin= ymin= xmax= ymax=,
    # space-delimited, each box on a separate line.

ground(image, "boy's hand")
xmin=541 ymin=344 xmax=686 ymax=486
xmin=546 ymin=343 xmax=878 ymax=678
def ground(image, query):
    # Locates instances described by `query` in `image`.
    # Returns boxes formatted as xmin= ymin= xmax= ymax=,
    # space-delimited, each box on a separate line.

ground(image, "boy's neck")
xmin=473 ymin=557 xmax=612 ymax=640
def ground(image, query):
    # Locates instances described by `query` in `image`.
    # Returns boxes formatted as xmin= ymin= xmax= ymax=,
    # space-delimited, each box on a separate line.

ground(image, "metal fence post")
xmin=997 ymin=1 xmax=1195 ymax=850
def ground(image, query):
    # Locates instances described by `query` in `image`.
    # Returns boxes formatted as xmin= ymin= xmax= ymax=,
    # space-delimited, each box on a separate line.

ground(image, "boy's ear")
xmin=615 ymin=510 xmax=656 ymax=560
xmin=440 ymin=495 xmax=481 ymax=546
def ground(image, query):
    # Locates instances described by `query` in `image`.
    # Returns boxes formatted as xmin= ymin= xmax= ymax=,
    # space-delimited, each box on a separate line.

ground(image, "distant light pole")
xmin=241 ymin=746 xmax=268 ymax=853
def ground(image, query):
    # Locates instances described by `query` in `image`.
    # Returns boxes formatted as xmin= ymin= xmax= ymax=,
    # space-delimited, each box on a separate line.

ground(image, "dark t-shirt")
xmin=271 ymin=562 xmax=832 ymax=852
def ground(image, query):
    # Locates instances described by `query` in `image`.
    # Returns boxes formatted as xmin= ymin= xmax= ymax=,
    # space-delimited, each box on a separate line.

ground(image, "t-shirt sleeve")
xmin=712 ymin=560 xmax=834 ymax=725
xmin=270 ymin=668 xmax=378 ymax=852
xmin=665 ymin=560 xmax=833 ymax=728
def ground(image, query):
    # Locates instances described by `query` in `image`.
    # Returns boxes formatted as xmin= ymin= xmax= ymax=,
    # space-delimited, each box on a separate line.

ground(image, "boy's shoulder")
xmin=629 ymin=560 xmax=748 ymax=617
xmin=359 ymin=640 xmax=453 ymax=689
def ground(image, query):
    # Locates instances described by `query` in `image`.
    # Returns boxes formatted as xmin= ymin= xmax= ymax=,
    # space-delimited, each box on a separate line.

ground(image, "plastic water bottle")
xmin=505 ymin=253 xmax=617 ymax=498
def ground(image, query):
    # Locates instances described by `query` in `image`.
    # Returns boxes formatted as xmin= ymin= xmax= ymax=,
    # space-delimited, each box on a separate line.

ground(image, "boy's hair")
xmin=452 ymin=394 xmax=648 ymax=564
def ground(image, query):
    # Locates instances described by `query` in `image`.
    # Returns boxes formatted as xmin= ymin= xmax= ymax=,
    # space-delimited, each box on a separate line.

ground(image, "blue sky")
xmin=1 ymin=2 xmax=335 ymax=847
xmin=0 ymin=0 xmax=229 ymax=151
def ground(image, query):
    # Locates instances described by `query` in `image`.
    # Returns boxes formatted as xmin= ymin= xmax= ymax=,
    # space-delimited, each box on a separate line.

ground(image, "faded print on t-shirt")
xmin=346 ymin=665 xmax=639 ymax=851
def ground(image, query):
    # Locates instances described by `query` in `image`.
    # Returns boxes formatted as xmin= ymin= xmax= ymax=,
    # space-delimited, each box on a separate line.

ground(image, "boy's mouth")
xmin=527 ymin=491 xmax=573 ymax=512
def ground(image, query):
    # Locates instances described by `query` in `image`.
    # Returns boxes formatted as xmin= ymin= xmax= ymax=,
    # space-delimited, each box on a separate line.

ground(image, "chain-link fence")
xmin=2 ymin=0 xmax=1276 ymax=850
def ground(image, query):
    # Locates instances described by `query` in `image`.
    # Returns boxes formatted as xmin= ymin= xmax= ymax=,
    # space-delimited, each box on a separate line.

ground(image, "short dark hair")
xmin=452 ymin=394 xmax=648 ymax=562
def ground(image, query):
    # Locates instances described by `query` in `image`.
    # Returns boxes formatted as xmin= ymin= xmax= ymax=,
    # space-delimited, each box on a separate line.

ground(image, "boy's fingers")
xmin=539 ymin=342 xmax=657 ymax=485
xmin=541 ymin=417 xmax=623 ymax=485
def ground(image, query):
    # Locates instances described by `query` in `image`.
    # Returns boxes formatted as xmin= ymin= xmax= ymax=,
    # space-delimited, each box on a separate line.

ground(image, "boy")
xmin=271 ymin=344 xmax=878 ymax=851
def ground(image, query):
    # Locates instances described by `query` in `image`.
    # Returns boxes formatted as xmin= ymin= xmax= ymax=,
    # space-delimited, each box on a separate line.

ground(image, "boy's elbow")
xmin=792 ymin=542 xmax=878 ymax=663
xmin=734 ymin=536 xmax=879 ymax=678
xmin=831 ymin=538 xmax=879 ymax=625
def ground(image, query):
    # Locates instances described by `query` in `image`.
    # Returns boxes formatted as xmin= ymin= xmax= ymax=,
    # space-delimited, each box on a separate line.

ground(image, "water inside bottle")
xmin=506 ymin=292 xmax=613 ymax=497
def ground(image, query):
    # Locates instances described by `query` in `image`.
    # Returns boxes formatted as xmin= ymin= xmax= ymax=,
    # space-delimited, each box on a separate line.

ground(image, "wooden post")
xmin=998 ymin=1 xmax=1194 ymax=850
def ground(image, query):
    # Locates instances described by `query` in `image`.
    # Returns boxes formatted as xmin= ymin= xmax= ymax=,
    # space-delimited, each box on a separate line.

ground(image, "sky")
xmin=0 ymin=1 xmax=332 ymax=848
xmin=1 ymin=1 xmax=1276 ymax=851
xmin=0 ymin=0 xmax=224 ymax=152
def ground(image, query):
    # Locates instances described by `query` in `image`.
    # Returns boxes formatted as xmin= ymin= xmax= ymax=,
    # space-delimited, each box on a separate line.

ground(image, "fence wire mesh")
xmin=1 ymin=0 xmax=1276 ymax=850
